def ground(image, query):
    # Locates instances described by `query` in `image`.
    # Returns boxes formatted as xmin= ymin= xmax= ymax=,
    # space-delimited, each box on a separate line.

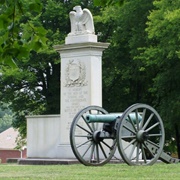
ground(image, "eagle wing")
xmin=69 ymin=11 xmax=76 ymax=34
xmin=81 ymin=9 xmax=94 ymax=33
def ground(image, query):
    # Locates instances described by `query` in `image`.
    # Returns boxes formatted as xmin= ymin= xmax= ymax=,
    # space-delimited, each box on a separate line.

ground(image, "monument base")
xmin=18 ymin=158 xmax=79 ymax=165
xmin=26 ymin=114 xmax=76 ymax=159
xmin=65 ymin=34 xmax=97 ymax=44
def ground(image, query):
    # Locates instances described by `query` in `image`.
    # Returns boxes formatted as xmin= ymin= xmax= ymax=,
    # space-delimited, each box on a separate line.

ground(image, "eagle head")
xmin=73 ymin=5 xmax=82 ymax=12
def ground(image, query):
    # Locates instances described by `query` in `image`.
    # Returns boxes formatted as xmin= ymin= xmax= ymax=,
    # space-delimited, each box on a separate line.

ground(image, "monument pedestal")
xmin=56 ymin=42 xmax=109 ymax=158
xmin=26 ymin=42 xmax=109 ymax=159
xmin=65 ymin=34 xmax=97 ymax=44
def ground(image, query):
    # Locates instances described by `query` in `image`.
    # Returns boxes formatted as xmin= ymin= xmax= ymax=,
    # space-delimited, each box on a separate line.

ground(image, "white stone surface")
xmin=55 ymin=42 xmax=109 ymax=145
xmin=27 ymin=115 xmax=61 ymax=158
xmin=27 ymin=114 xmax=76 ymax=158
xmin=65 ymin=34 xmax=97 ymax=44
xmin=69 ymin=6 xmax=95 ymax=35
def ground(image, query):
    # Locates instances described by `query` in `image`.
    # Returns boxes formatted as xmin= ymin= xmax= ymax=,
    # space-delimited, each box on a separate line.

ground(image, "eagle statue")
xmin=69 ymin=6 xmax=95 ymax=35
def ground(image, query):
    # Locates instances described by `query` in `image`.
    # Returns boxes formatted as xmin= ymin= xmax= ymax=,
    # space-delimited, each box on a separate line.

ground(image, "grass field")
xmin=0 ymin=163 xmax=180 ymax=179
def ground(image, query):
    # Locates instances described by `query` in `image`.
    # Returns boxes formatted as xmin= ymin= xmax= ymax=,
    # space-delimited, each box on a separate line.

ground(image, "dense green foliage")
xmin=94 ymin=0 xmax=125 ymax=6
xmin=141 ymin=0 xmax=180 ymax=155
xmin=0 ymin=114 xmax=12 ymax=132
xmin=100 ymin=0 xmax=154 ymax=112
xmin=0 ymin=103 xmax=12 ymax=132
xmin=96 ymin=0 xmax=180 ymax=155
xmin=0 ymin=0 xmax=179 ymax=155
xmin=0 ymin=0 xmax=48 ymax=67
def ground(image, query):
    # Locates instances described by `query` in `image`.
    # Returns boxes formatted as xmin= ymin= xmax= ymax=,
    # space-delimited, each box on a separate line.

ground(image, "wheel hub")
xmin=136 ymin=130 xmax=149 ymax=143
xmin=92 ymin=131 xmax=103 ymax=143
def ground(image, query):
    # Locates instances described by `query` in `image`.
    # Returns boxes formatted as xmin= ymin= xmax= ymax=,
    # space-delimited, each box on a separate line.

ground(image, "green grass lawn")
xmin=0 ymin=163 xmax=180 ymax=180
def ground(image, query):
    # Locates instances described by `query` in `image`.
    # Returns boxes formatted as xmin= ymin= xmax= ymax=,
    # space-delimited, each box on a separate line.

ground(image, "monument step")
xmin=18 ymin=158 xmax=79 ymax=165
xmin=18 ymin=158 xmax=125 ymax=165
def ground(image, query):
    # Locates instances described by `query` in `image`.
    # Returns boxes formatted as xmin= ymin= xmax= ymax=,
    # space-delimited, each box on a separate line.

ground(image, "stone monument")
xmin=26 ymin=6 xmax=109 ymax=159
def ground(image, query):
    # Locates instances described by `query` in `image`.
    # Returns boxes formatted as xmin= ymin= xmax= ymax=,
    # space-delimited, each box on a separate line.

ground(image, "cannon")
xmin=70 ymin=104 xmax=180 ymax=166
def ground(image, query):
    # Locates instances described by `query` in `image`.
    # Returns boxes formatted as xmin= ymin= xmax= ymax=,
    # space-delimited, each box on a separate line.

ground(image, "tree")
xmin=138 ymin=0 xmax=180 ymax=156
xmin=96 ymin=0 xmax=154 ymax=112
xmin=0 ymin=0 xmax=69 ymax=137
xmin=0 ymin=114 xmax=12 ymax=133
xmin=0 ymin=0 xmax=48 ymax=67
xmin=0 ymin=103 xmax=12 ymax=132
xmin=94 ymin=0 xmax=125 ymax=6
xmin=0 ymin=0 xmax=101 ymax=138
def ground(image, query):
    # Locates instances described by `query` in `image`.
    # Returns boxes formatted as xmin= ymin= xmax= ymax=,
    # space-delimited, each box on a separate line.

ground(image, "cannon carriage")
xmin=70 ymin=104 xmax=180 ymax=166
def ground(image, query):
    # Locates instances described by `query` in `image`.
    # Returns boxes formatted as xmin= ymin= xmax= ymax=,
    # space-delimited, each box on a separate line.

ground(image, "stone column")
xmin=54 ymin=42 xmax=109 ymax=146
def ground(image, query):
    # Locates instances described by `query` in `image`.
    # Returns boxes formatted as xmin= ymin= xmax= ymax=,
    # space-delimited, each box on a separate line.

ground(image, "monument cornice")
xmin=53 ymin=42 xmax=110 ymax=52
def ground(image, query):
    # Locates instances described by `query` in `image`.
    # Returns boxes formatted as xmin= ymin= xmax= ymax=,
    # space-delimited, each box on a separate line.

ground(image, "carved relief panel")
xmin=64 ymin=59 xmax=88 ymax=87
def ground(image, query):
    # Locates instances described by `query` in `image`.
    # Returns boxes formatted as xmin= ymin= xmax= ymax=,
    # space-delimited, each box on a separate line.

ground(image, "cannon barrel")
xmin=86 ymin=114 xmax=122 ymax=123
xmin=86 ymin=113 xmax=142 ymax=123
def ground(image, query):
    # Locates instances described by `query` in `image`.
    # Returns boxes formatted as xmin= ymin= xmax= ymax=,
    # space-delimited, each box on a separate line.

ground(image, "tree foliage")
xmin=138 ymin=0 xmax=180 ymax=154
xmin=0 ymin=114 xmax=12 ymax=133
xmin=0 ymin=0 xmax=48 ymax=67
xmin=94 ymin=0 xmax=125 ymax=6
xmin=99 ymin=0 xmax=154 ymax=112
xmin=97 ymin=0 xmax=180 ymax=155
xmin=0 ymin=103 xmax=12 ymax=133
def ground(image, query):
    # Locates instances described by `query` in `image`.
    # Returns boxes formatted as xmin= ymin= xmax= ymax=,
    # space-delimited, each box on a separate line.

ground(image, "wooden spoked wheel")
xmin=117 ymin=104 xmax=165 ymax=165
xmin=70 ymin=106 xmax=117 ymax=166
